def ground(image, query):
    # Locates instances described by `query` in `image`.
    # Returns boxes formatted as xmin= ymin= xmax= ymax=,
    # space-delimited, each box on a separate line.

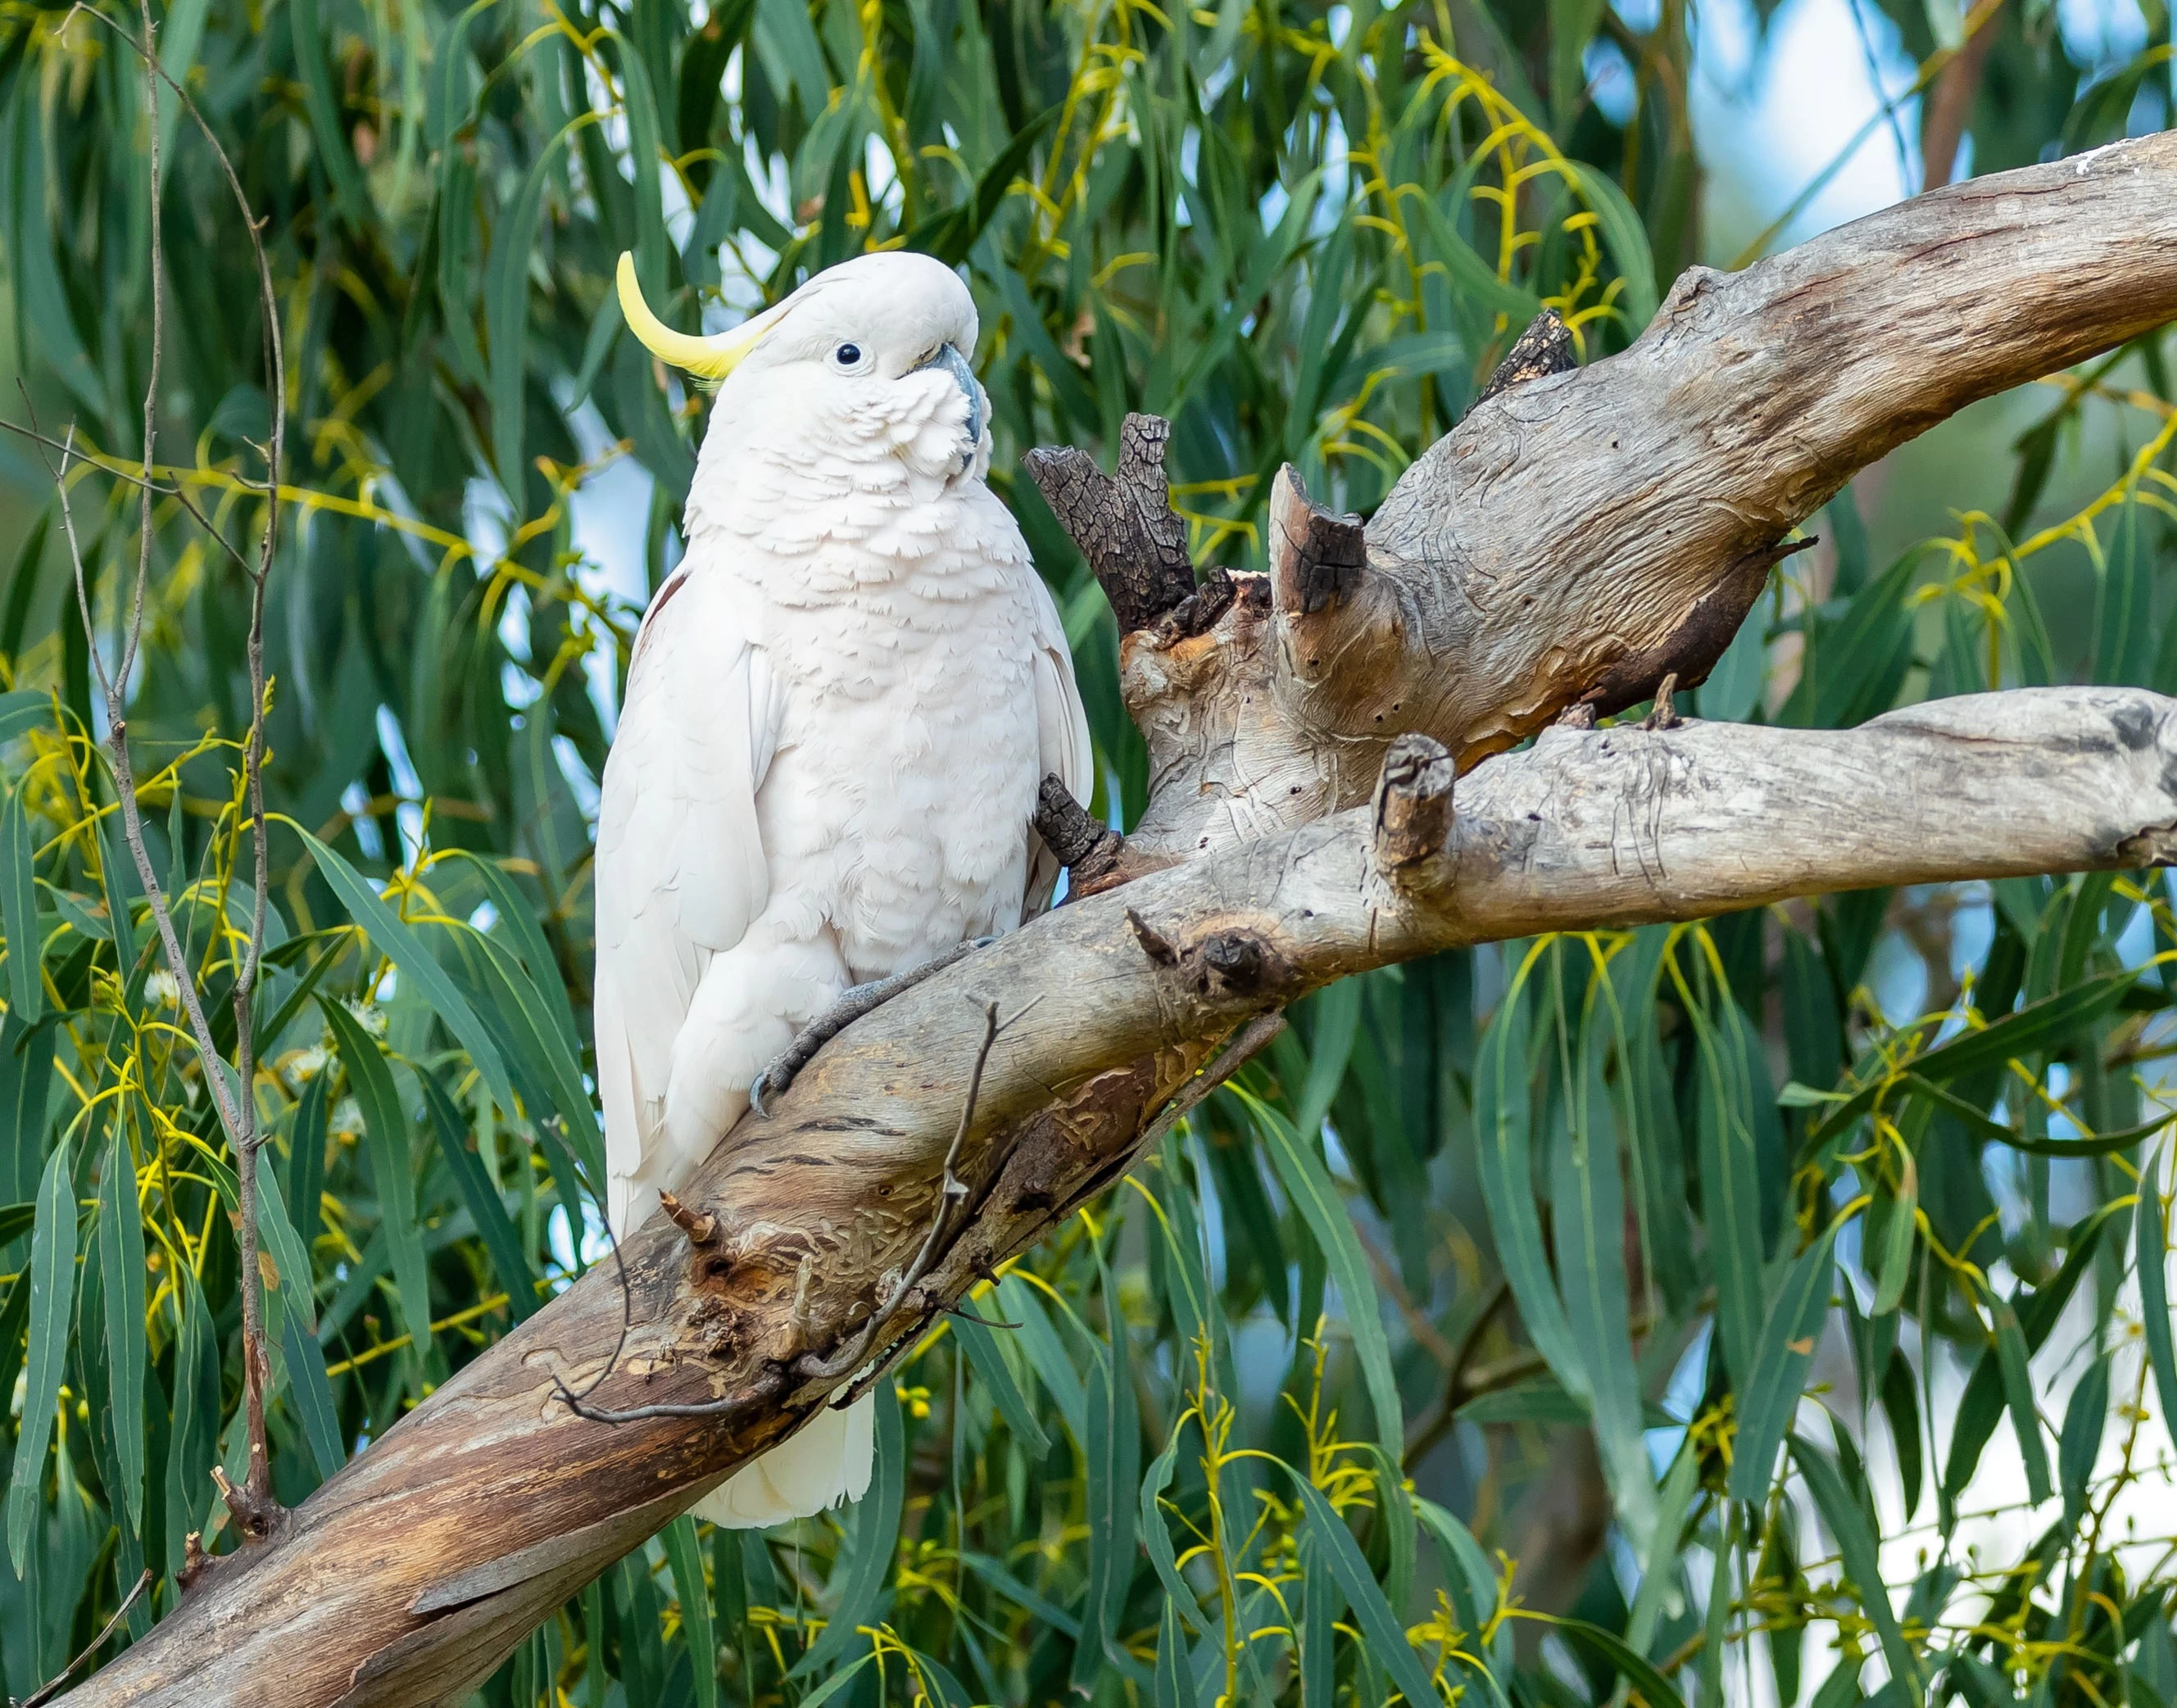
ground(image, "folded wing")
xmin=594 ymin=570 xmax=778 ymax=1235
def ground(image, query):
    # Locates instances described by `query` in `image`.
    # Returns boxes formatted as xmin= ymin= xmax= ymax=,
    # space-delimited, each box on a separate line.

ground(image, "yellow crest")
xmin=615 ymin=253 xmax=786 ymax=382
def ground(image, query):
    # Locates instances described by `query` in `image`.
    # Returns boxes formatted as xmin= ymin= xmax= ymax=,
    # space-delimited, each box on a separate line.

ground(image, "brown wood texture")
xmin=63 ymin=130 xmax=2177 ymax=1706
xmin=1106 ymin=129 xmax=2177 ymax=866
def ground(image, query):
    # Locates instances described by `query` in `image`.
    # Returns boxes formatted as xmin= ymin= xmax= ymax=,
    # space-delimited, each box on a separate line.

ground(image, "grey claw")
xmin=746 ymin=938 xmax=996 ymax=1120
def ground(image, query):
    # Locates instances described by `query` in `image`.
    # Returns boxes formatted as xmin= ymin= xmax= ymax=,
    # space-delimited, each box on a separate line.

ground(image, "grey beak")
xmin=914 ymin=342 xmax=982 ymax=451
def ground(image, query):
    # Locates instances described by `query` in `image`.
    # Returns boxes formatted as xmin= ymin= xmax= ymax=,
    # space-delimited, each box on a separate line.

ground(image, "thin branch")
xmin=1922 ymin=0 xmax=2002 ymax=191
xmin=546 ymin=1231 xmax=651 ymax=1423
xmin=1354 ymin=1221 xmax=1461 ymax=1369
xmin=26 ymin=1 xmax=293 ymax=1545
xmin=792 ymin=995 xmax=1004 ymax=1387
xmin=1847 ymin=0 xmax=1914 ymax=197
xmin=121 ymin=0 xmax=161 ymax=700
xmin=0 ymin=417 xmax=256 ymax=577
xmin=1402 ymin=1277 xmax=1512 ymax=1469
xmin=550 ymin=1380 xmax=779 ymax=1427
xmin=19 ymin=1570 xmax=152 ymax=1708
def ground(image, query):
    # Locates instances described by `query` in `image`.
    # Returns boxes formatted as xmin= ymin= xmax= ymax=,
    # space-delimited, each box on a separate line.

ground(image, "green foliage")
xmin=0 ymin=0 xmax=2175 ymax=1703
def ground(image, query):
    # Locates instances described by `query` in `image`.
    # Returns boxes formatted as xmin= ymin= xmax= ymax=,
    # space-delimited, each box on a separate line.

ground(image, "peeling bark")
xmin=61 ymin=130 xmax=2177 ymax=1707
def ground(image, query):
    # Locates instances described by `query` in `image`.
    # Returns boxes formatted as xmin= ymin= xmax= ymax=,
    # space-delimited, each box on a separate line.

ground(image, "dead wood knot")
xmin=1642 ymin=672 xmax=1683 ymax=732
xmin=687 ymin=1294 xmax=755 ymax=1361
xmin=2114 ymin=819 xmax=2177 ymax=868
xmin=176 ymin=1530 xmax=216 ymax=1597
xmin=1269 ymin=465 xmax=1367 ymax=618
xmin=1147 ymin=566 xmax=1239 ymax=643
xmin=1372 ymin=732 xmax=1456 ymax=871
xmin=1022 ymin=413 xmax=1195 ymax=633
xmin=210 ymin=1466 xmax=288 ymax=1547
xmin=1195 ymin=931 xmax=1272 ymax=996
xmin=1127 ymin=909 xmax=1293 ymax=999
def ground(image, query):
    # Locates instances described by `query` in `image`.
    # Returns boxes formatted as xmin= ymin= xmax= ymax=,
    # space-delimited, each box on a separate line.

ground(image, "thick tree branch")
xmin=62 ymin=133 xmax=2177 ymax=1706
xmin=66 ymin=687 xmax=2177 ymax=1706
xmin=1094 ymin=129 xmax=2177 ymax=866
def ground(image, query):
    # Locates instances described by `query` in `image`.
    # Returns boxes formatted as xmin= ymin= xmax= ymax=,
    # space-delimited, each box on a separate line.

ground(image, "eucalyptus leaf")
xmin=293 ymin=827 xmax=518 ymax=1118
xmin=7 ymin=1136 xmax=74 ymax=1575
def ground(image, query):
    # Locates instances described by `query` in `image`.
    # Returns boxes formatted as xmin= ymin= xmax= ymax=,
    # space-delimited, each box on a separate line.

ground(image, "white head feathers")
xmin=620 ymin=250 xmax=992 ymax=537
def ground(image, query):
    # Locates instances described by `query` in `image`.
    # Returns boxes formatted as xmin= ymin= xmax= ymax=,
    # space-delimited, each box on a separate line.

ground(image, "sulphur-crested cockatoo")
xmin=596 ymin=251 xmax=1092 ymax=1529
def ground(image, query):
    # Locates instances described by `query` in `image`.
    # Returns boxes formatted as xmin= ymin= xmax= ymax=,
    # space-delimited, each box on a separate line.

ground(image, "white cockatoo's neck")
xmin=679 ymin=364 xmax=1007 ymax=601
xmin=687 ymin=378 xmax=990 ymax=523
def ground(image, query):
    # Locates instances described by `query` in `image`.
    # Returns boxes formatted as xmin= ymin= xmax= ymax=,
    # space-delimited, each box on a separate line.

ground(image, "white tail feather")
xmin=696 ymin=1393 xmax=876 ymax=1529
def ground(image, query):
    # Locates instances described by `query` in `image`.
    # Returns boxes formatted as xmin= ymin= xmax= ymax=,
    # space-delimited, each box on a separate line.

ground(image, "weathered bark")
xmin=65 ymin=132 xmax=2177 ymax=1706
xmin=1060 ymin=129 xmax=2177 ymax=870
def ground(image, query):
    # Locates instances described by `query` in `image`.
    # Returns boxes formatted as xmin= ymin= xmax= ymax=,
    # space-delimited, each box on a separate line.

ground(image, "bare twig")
xmin=558 ymin=994 xmax=1023 ymax=1427
xmin=143 ymin=0 xmax=283 ymax=1525
xmin=25 ymin=2 xmax=292 ymax=1544
xmin=1847 ymin=0 xmax=1913 ymax=194
xmin=548 ymin=1376 xmax=782 ymax=1428
xmin=944 ymin=1303 xmax=1020 ymax=1330
xmin=1922 ymin=0 xmax=2003 ymax=192
xmin=1402 ymin=1277 xmax=1513 ymax=1469
xmin=25 ymin=26 xmax=249 ymax=1249
xmin=0 ymin=419 xmax=256 ymax=583
xmin=18 ymin=1570 xmax=152 ymax=1708
xmin=794 ymin=995 xmax=1003 ymax=1387
xmin=546 ymin=1232 xmax=652 ymax=1423
xmin=821 ymin=1005 xmax=1280 ymax=1419
xmin=749 ymin=936 xmax=992 ymax=1116
xmin=559 ymin=989 xmax=1055 ymax=1427
xmin=1354 ymin=1221 xmax=1460 ymax=1368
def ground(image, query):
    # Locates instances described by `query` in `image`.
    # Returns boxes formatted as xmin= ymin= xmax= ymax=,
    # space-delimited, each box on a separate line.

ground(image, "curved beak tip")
xmin=917 ymin=342 xmax=983 ymax=451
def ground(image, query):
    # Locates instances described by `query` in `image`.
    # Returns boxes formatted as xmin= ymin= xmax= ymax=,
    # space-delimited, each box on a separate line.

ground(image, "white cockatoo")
xmin=595 ymin=251 xmax=1092 ymax=1529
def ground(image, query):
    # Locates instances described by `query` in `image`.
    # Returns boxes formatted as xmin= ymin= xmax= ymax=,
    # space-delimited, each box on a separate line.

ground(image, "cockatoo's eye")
xmin=832 ymin=342 xmax=864 ymax=369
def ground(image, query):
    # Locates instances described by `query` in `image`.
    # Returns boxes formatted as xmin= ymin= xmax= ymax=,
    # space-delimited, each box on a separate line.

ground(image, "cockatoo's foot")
xmin=749 ymin=937 xmax=998 ymax=1116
